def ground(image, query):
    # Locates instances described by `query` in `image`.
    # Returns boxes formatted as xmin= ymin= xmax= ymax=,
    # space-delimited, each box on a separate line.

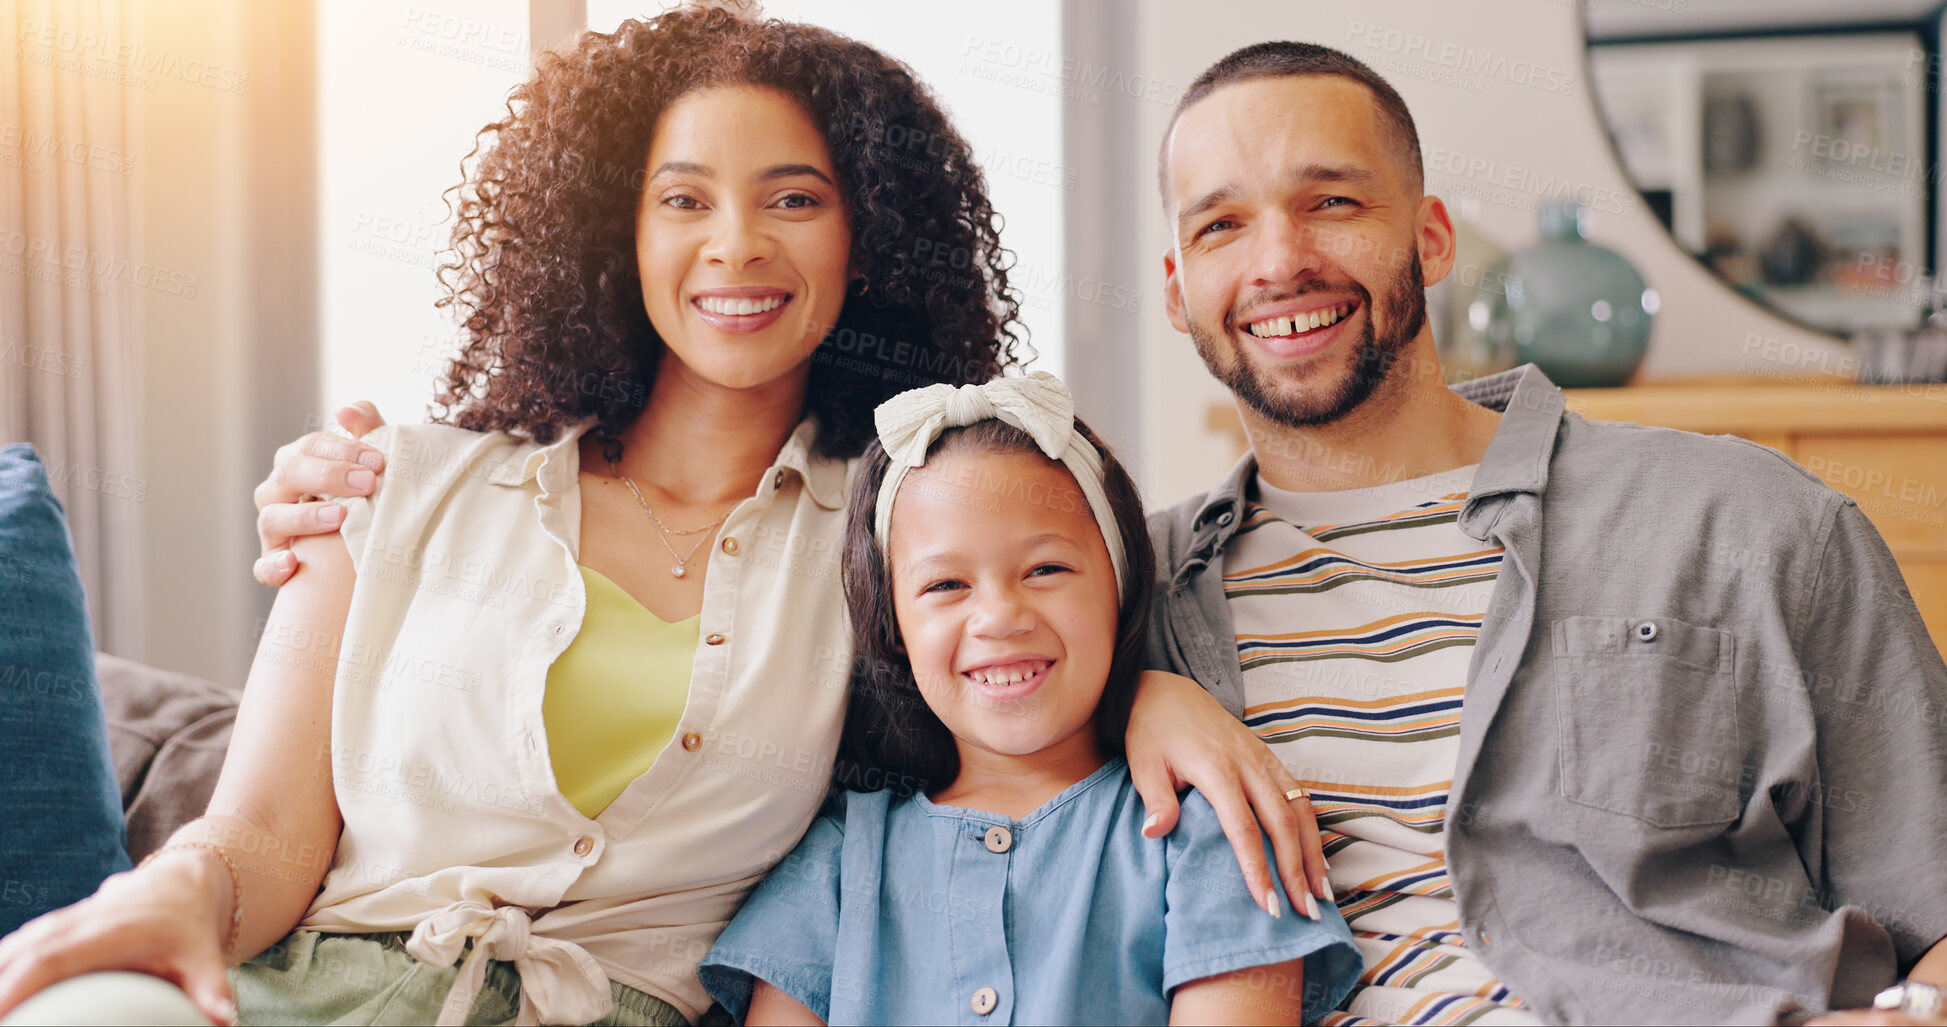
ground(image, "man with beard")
xmin=1145 ymin=42 xmax=1947 ymax=1026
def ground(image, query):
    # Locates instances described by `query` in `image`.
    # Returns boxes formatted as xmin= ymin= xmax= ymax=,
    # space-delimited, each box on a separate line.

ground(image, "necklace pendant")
xmin=670 ymin=564 xmax=687 ymax=578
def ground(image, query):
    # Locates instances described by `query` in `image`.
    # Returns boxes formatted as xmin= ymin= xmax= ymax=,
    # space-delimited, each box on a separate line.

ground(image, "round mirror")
xmin=1584 ymin=1 xmax=1941 ymax=338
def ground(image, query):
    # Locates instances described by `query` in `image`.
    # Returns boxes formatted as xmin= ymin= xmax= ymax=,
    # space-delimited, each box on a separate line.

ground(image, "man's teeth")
xmin=697 ymin=294 xmax=787 ymax=316
xmin=1245 ymin=303 xmax=1353 ymax=338
xmin=967 ymin=662 xmax=1049 ymax=686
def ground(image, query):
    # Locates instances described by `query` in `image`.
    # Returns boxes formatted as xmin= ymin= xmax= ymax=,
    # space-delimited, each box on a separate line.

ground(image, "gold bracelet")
xmin=138 ymin=842 xmax=244 ymax=959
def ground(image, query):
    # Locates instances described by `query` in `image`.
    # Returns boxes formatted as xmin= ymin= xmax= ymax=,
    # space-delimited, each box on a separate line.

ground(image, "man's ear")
xmin=1163 ymin=249 xmax=1189 ymax=333
xmin=1415 ymin=195 xmax=1458 ymax=288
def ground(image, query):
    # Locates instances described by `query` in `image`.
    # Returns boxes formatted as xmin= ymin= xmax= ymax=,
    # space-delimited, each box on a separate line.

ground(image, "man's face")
xmin=1163 ymin=75 xmax=1447 ymax=428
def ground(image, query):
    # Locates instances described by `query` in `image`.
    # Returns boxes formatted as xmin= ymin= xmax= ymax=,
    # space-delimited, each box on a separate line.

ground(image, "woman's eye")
xmin=663 ymin=195 xmax=704 ymax=211
xmin=774 ymin=193 xmax=819 ymax=210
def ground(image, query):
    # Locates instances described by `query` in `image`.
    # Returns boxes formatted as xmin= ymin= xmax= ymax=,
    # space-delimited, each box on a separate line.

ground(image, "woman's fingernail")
xmin=216 ymin=997 xmax=239 ymax=1024
xmin=1141 ymin=813 xmax=1160 ymax=834
xmin=1262 ymin=888 xmax=1281 ymax=919
xmin=1303 ymin=891 xmax=1320 ymax=920
xmin=321 ymin=503 xmax=345 ymax=524
xmin=1321 ymin=878 xmax=1336 ymax=904
xmin=275 ymin=551 xmax=295 ymax=570
xmin=358 ymin=449 xmax=384 ymax=470
xmin=348 ymin=468 xmax=375 ymax=491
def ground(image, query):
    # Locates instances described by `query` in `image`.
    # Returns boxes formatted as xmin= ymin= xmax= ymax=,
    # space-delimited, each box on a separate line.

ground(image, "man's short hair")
xmin=1158 ymin=41 xmax=1425 ymax=210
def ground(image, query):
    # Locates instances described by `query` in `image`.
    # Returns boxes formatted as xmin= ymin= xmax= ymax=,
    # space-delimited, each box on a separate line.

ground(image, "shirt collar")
xmin=1185 ymin=363 xmax=1566 ymax=554
xmin=769 ymin=419 xmax=849 ymax=510
xmin=1449 ymin=363 xmax=1564 ymax=501
xmin=484 ymin=417 xmax=848 ymax=511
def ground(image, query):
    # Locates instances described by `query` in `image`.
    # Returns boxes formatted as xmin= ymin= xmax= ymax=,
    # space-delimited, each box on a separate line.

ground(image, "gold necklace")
xmin=615 ymin=471 xmax=729 ymax=578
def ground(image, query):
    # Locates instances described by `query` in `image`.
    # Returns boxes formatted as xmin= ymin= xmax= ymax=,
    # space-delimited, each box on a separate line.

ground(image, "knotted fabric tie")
xmin=406 ymin=900 xmax=612 ymax=1027
xmin=873 ymin=370 xmax=1127 ymax=594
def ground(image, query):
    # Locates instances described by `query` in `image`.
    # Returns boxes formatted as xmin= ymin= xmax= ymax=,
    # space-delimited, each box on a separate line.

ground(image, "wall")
xmin=130 ymin=0 xmax=315 ymax=685
xmin=1120 ymin=0 xmax=1857 ymax=508
xmin=316 ymin=0 xmax=532 ymax=429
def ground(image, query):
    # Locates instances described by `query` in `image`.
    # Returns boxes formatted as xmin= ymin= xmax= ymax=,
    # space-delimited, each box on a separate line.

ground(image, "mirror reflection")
xmin=1586 ymin=3 xmax=1939 ymax=338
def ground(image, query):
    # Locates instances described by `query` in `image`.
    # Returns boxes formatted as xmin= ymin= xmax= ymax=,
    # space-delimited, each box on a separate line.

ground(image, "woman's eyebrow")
xmin=759 ymin=163 xmax=834 ymax=185
xmin=649 ymin=160 xmax=712 ymax=180
xmin=647 ymin=161 xmax=833 ymax=186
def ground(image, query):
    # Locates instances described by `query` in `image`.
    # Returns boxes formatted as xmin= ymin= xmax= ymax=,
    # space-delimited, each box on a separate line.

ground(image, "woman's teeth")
xmin=1245 ymin=303 xmax=1353 ymax=338
xmin=696 ymin=294 xmax=787 ymax=316
xmin=966 ymin=661 xmax=1050 ymax=686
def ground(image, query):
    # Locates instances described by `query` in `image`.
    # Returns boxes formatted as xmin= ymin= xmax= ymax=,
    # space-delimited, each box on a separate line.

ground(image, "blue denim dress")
xmin=701 ymin=758 xmax=1360 ymax=1025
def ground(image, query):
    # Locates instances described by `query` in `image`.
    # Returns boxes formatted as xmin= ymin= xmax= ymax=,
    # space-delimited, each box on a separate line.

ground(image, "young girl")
xmin=699 ymin=373 xmax=1361 ymax=1026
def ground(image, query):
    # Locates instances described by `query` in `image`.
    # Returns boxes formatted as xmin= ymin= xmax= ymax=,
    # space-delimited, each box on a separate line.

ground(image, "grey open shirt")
xmin=1147 ymin=365 xmax=1947 ymax=1024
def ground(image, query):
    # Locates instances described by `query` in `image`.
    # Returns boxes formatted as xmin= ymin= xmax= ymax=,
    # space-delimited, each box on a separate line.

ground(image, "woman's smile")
xmin=691 ymin=286 xmax=796 ymax=334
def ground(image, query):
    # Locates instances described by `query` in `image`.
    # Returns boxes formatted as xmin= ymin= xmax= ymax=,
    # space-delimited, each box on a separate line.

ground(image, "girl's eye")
xmin=922 ymin=579 xmax=965 ymax=594
xmin=1028 ymin=564 xmax=1072 ymax=577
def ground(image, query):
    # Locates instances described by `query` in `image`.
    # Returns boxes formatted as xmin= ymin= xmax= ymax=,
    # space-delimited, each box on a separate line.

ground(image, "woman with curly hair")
xmin=0 ymin=5 xmax=1327 ymax=1026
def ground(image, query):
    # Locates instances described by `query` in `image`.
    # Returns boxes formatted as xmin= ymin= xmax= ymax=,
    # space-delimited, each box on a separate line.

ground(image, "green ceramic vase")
xmin=1481 ymin=202 xmax=1657 ymax=388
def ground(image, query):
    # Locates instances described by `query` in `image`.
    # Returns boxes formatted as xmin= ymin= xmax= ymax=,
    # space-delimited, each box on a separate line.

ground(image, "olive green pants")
xmin=0 ymin=931 xmax=688 ymax=1026
xmin=233 ymin=930 xmax=687 ymax=1026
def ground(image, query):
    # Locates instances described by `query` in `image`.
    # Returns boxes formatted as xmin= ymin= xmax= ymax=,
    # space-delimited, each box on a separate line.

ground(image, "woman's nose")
xmin=702 ymin=209 xmax=775 ymax=270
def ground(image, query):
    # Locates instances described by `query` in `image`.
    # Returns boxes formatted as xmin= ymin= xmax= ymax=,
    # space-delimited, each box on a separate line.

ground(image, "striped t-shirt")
xmin=1224 ymin=466 xmax=1539 ymax=1026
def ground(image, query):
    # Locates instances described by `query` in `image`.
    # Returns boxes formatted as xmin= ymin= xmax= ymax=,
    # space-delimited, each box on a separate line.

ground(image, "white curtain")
xmin=0 ymin=0 xmax=143 ymax=656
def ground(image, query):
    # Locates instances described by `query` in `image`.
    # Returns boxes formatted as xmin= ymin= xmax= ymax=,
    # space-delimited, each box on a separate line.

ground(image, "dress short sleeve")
xmin=698 ymin=795 xmax=848 ymax=1022
xmin=330 ymin=423 xmax=398 ymax=576
xmin=1163 ymin=790 xmax=1362 ymax=1021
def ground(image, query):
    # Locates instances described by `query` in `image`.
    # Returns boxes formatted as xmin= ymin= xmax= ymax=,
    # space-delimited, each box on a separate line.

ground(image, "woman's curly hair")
xmin=433 ymin=3 xmax=1026 ymax=459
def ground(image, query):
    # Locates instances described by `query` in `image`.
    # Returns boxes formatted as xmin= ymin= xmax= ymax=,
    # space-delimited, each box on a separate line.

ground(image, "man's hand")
xmin=1125 ymin=669 xmax=1330 ymax=918
xmin=252 ymin=402 xmax=386 ymax=586
xmin=1806 ymin=1012 xmax=1944 ymax=1025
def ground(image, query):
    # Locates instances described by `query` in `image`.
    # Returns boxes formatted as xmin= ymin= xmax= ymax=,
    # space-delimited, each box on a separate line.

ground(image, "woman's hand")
xmin=253 ymin=402 xmax=388 ymax=586
xmin=1126 ymin=670 xmax=1329 ymax=918
xmin=0 ymin=854 xmax=239 ymax=1025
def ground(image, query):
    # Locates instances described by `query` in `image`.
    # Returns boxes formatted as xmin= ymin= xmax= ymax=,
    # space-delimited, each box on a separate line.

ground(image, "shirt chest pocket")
xmin=1551 ymin=615 xmax=1742 ymax=828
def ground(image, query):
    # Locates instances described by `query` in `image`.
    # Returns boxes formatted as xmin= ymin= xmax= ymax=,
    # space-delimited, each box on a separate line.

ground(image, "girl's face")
xmin=636 ymin=84 xmax=853 ymax=392
xmin=886 ymin=446 xmax=1122 ymax=764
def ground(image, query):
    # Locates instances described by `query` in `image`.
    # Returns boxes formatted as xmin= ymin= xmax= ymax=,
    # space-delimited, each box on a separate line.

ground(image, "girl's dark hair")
xmin=835 ymin=417 xmax=1155 ymax=796
xmin=432 ymin=4 xmax=1025 ymax=460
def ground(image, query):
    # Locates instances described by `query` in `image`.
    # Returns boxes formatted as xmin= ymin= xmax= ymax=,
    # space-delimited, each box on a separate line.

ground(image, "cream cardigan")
xmin=302 ymin=419 xmax=852 ymax=1024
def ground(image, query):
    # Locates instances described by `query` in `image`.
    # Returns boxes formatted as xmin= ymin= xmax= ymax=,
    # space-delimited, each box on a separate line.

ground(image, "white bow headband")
xmin=872 ymin=371 xmax=1129 ymax=596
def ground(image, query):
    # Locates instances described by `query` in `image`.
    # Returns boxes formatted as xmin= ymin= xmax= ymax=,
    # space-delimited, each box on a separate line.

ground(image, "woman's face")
xmin=637 ymin=84 xmax=853 ymax=391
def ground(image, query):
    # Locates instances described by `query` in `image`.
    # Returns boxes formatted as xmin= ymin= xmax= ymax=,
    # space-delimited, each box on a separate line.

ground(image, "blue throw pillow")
xmin=0 ymin=443 xmax=131 ymax=935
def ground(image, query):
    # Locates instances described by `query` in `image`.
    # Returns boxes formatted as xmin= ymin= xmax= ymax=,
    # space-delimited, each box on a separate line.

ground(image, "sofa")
xmin=97 ymin=654 xmax=238 ymax=863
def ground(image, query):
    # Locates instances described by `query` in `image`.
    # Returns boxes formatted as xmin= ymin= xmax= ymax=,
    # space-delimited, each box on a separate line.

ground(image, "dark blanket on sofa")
xmin=97 ymin=653 xmax=236 ymax=863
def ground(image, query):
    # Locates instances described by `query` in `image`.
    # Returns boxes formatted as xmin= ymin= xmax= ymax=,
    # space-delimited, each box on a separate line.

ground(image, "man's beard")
xmin=1189 ymin=253 xmax=1426 ymax=429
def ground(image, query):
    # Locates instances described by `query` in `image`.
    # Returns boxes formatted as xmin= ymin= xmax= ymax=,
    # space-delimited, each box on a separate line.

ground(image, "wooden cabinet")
xmin=1565 ymin=380 xmax=1947 ymax=648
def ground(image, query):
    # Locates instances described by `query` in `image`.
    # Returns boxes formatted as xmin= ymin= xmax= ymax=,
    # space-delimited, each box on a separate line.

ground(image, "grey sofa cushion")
xmin=96 ymin=653 xmax=237 ymax=862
